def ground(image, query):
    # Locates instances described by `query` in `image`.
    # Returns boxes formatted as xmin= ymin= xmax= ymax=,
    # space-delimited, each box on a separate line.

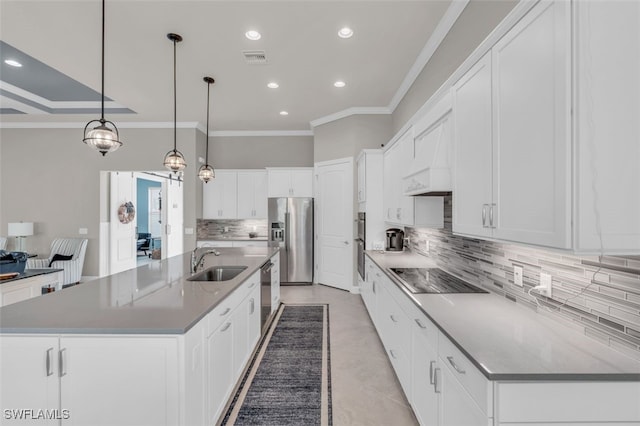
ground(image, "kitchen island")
xmin=0 ymin=247 xmax=279 ymax=426
xmin=364 ymin=250 xmax=640 ymax=425
xmin=0 ymin=269 xmax=63 ymax=307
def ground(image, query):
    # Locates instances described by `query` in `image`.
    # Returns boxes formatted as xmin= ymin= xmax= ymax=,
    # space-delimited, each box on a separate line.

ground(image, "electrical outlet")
xmin=425 ymin=240 xmax=430 ymax=253
xmin=78 ymin=228 xmax=88 ymax=235
xmin=513 ymin=265 xmax=523 ymax=287
xmin=540 ymin=272 xmax=552 ymax=297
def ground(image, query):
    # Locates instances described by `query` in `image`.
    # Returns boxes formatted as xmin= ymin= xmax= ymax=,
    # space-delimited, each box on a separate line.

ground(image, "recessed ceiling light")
xmin=267 ymin=82 xmax=279 ymax=89
xmin=245 ymin=30 xmax=261 ymax=41
xmin=4 ymin=59 xmax=22 ymax=67
xmin=338 ymin=27 xmax=354 ymax=39
xmin=334 ymin=81 xmax=346 ymax=88
xmin=279 ymin=111 xmax=289 ymax=116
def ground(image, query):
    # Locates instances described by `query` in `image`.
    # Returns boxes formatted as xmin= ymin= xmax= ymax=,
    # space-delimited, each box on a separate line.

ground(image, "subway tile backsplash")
xmin=197 ymin=219 xmax=268 ymax=240
xmin=406 ymin=195 xmax=640 ymax=360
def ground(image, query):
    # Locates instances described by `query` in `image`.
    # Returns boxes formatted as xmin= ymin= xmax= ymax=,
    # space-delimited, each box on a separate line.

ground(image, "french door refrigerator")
xmin=268 ymin=197 xmax=313 ymax=284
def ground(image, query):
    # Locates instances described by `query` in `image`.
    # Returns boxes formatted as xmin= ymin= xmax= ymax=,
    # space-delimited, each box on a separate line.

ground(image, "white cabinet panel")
xmin=237 ymin=170 xmax=267 ymax=219
xmin=1 ymin=272 xmax=63 ymax=307
xmin=202 ymin=171 xmax=237 ymax=219
xmin=207 ymin=319 xmax=234 ymax=424
xmin=267 ymin=168 xmax=313 ymax=198
xmin=438 ymin=364 xmax=488 ymax=426
xmin=453 ymin=0 xmax=571 ymax=249
xmin=271 ymin=253 xmax=280 ymax=311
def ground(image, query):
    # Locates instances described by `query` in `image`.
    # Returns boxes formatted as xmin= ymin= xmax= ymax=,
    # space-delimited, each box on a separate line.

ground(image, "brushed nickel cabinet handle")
xmin=447 ymin=356 xmax=466 ymax=374
xmin=434 ymin=368 xmax=441 ymax=393
xmin=220 ymin=307 xmax=231 ymax=316
xmin=482 ymin=204 xmax=487 ymax=227
xmin=221 ymin=322 xmax=231 ymax=332
xmin=429 ymin=360 xmax=436 ymax=384
xmin=415 ymin=319 xmax=427 ymax=329
xmin=59 ymin=348 xmax=67 ymax=377
xmin=46 ymin=348 xmax=54 ymax=377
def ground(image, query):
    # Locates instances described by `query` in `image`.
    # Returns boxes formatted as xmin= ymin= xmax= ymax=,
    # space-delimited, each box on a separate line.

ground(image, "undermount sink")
xmin=188 ymin=266 xmax=247 ymax=282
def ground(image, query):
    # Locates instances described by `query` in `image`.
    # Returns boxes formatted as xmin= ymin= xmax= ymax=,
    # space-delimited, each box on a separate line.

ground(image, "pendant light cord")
xmin=173 ymin=37 xmax=177 ymax=152
xmin=205 ymin=81 xmax=210 ymax=162
xmin=100 ymin=0 xmax=105 ymax=121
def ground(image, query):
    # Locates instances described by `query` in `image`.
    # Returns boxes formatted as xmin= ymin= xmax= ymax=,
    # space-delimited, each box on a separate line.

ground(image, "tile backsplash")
xmin=406 ymin=195 xmax=640 ymax=360
xmin=197 ymin=219 xmax=268 ymax=240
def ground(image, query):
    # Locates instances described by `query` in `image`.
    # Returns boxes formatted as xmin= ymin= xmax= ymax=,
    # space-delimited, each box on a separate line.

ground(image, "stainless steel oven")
xmin=357 ymin=212 xmax=366 ymax=280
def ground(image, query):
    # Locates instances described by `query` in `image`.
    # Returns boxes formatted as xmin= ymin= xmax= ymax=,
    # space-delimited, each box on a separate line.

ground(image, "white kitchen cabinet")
xmin=383 ymin=129 xmax=414 ymax=226
xmin=438 ymin=363 xmax=488 ymax=426
xmin=202 ymin=170 xmax=237 ymax=219
xmin=356 ymin=150 xmax=385 ymax=249
xmin=573 ymin=0 xmax=640 ymax=254
xmin=271 ymin=253 xmax=280 ymax=312
xmin=237 ymin=170 xmax=267 ymax=219
xmin=0 ymin=271 xmax=63 ymax=307
xmin=356 ymin=154 xmax=366 ymax=203
xmin=410 ymin=310 xmax=439 ymax=426
xmin=266 ymin=167 xmax=313 ymax=198
xmin=207 ymin=316 xmax=234 ymax=424
xmin=0 ymin=334 xmax=180 ymax=426
xmin=453 ymin=0 xmax=571 ymax=249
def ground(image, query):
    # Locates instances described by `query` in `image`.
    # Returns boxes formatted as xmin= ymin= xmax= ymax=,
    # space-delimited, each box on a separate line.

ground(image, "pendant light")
xmin=163 ymin=33 xmax=187 ymax=174
xmin=198 ymin=77 xmax=215 ymax=183
xmin=83 ymin=0 xmax=123 ymax=156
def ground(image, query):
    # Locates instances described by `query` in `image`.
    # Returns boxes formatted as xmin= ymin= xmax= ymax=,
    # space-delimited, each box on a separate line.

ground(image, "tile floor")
xmin=280 ymin=284 xmax=419 ymax=426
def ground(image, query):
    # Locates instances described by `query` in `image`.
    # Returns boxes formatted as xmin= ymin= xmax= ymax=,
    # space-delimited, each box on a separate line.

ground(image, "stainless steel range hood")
xmin=402 ymin=95 xmax=453 ymax=196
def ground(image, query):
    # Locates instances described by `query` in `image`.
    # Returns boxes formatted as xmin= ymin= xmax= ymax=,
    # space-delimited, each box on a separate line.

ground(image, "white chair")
xmin=27 ymin=238 xmax=88 ymax=286
xmin=0 ymin=237 xmax=7 ymax=250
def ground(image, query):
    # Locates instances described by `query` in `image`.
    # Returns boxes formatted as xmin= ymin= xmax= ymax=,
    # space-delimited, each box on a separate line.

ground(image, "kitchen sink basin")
xmin=188 ymin=266 xmax=247 ymax=282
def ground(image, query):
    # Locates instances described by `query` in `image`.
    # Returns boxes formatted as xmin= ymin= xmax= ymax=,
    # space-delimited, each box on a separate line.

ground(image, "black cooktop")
xmin=388 ymin=268 xmax=488 ymax=294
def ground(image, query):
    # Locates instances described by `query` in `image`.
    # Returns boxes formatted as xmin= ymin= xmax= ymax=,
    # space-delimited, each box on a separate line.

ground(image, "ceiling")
xmin=0 ymin=0 xmax=453 ymax=132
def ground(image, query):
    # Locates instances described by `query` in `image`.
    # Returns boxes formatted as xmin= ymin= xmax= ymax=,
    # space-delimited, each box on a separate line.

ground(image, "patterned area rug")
xmin=221 ymin=304 xmax=332 ymax=426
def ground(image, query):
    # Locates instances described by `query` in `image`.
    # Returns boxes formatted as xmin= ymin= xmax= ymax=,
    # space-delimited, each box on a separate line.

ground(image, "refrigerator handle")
xmin=284 ymin=211 xmax=290 ymax=252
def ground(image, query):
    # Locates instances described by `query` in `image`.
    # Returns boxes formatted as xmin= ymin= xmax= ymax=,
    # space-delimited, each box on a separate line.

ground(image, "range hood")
xmin=402 ymin=108 xmax=453 ymax=196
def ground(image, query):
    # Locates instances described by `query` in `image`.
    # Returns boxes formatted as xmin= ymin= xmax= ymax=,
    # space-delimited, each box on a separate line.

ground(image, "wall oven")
xmin=357 ymin=212 xmax=366 ymax=280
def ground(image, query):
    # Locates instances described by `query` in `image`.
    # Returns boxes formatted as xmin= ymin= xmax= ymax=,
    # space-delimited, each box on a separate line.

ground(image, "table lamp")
xmin=8 ymin=222 xmax=34 ymax=252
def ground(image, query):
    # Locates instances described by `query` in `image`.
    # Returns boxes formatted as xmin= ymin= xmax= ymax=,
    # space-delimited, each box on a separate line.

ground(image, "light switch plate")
xmin=184 ymin=228 xmax=194 ymax=235
xmin=79 ymin=228 xmax=88 ymax=235
xmin=513 ymin=265 xmax=523 ymax=287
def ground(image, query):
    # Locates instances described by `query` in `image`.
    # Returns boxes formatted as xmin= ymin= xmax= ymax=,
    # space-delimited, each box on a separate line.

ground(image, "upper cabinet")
xmin=203 ymin=171 xmax=238 ymax=219
xmin=203 ymin=169 xmax=267 ymax=220
xmin=453 ymin=0 xmax=571 ymax=249
xmin=266 ymin=168 xmax=313 ymax=198
xmin=237 ymin=170 xmax=267 ymax=219
xmin=573 ymin=0 xmax=640 ymax=254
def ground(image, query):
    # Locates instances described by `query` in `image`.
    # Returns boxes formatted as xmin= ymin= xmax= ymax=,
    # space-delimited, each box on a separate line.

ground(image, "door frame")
xmin=314 ymin=156 xmax=356 ymax=293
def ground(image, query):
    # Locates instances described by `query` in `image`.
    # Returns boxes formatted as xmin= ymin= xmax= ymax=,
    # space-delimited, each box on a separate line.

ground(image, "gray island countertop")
xmin=0 ymin=247 xmax=278 ymax=335
xmin=366 ymin=250 xmax=640 ymax=381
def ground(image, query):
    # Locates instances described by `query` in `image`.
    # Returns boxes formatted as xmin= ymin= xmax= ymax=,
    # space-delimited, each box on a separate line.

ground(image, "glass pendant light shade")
xmin=83 ymin=119 xmax=122 ymax=156
xmin=84 ymin=0 xmax=122 ymax=156
xmin=198 ymin=164 xmax=215 ymax=183
xmin=163 ymin=149 xmax=186 ymax=173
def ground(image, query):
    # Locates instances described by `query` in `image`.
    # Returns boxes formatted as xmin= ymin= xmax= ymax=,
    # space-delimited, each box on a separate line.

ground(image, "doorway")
xmin=99 ymin=171 xmax=184 ymax=277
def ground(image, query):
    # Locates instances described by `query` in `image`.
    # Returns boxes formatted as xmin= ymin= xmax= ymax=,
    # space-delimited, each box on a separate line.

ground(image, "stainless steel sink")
xmin=188 ymin=266 xmax=247 ymax=282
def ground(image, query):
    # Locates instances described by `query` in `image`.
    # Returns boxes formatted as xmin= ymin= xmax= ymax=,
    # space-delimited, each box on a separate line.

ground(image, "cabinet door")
xmin=59 ymin=336 xmax=179 ymax=426
xmin=233 ymin=300 xmax=249 ymax=378
xmin=267 ymin=170 xmax=292 ymax=198
xmin=203 ymin=171 xmax=237 ymax=219
xmin=247 ymin=284 xmax=261 ymax=351
xmin=383 ymin=142 xmax=400 ymax=223
xmin=398 ymin=131 xmax=415 ymax=225
xmin=411 ymin=320 xmax=439 ymax=426
xmin=452 ymin=52 xmax=493 ymax=238
xmin=271 ymin=255 xmax=280 ymax=311
xmin=492 ymin=0 xmax=571 ymax=248
xmin=438 ymin=364 xmax=487 ymax=426
xmin=207 ymin=320 xmax=234 ymax=424
xmin=291 ymin=169 xmax=313 ymax=197
xmin=236 ymin=171 xmax=255 ymax=219
xmin=252 ymin=170 xmax=268 ymax=218
xmin=0 ymin=336 xmax=60 ymax=425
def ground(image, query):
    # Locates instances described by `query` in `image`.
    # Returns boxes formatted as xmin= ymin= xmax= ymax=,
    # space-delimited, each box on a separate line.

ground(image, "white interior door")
xmin=163 ymin=176 xmax=184 ymax=258
xmin=315 ymin=158 xmax=354 ymax=292
xmin=110 ymin=172 xmax=137 ymax=274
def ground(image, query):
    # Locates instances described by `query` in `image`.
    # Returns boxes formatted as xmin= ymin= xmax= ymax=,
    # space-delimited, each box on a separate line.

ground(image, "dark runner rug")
xmin=221 ymin=304 xmax=332 ymax=426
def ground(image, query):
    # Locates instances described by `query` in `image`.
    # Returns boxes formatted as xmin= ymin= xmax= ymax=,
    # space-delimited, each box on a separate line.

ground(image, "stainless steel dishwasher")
xmin=260 ymin=260 xmax=273 ymax=332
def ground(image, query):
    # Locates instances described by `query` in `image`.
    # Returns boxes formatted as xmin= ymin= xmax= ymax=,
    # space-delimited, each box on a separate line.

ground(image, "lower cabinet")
xmin=361 ymin=259 xmax=640 ymax=426
xmin=0 ymin=271 xmax=63 ymax=307
xmin=0 ymin=269 xmax=265 ymax=426
xmin=271 ymin=254 xmax=280 ymax=312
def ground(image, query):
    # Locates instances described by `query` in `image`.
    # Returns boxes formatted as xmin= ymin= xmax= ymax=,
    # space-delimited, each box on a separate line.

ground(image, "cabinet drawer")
xmin=207 ymin=281 xmax=253 ymax=335
xmin=438 ymin=331 xmax=492 ymax=416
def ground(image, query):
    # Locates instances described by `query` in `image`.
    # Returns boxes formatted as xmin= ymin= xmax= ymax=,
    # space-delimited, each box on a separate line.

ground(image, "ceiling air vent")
xmin=242 ymin=50 xmax=268 ymax=65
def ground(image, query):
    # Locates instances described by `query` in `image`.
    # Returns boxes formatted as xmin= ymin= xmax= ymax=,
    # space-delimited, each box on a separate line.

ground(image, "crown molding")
xmin=309 ymin=106 xmax=392 ymax=129
xmin=0 ymin=121 xmax=199 ymax=129
xmin=209 ymin=130 xmax=313 ymax=137
xmin=387 ymin=0 xmax=469 ymax=112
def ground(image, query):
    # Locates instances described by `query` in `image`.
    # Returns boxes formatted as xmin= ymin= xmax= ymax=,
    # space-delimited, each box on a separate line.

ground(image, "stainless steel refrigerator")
xmin=268 ymin=197 xmax=313 ymax=284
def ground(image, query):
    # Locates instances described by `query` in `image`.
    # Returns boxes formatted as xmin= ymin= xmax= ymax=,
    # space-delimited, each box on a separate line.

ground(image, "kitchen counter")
xmin=198 ymin=236 xmax=268 ymax=241
xmin=366 ymin=250 xmax=640 ymax=381
xmin=0 ymin=247 xmax=278 ymax=335
xmin=0 ymin=268 xmax=62 ymax=285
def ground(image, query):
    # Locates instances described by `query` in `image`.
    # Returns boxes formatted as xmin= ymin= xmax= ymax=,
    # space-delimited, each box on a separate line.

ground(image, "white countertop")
xmin=366 ymin=250 xmax=640 ymax=381
xmin=0 ymin=247 xmax=279 ymax=335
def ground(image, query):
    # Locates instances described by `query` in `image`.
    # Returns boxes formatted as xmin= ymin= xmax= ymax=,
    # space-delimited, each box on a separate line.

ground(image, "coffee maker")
xmin=385 ymin=228 xmax=405 ymax=251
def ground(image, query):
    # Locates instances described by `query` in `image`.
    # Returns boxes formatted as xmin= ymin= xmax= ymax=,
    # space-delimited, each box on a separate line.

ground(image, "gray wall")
xmin=0 ymin=127 xmax=201 ymax=277
xmin=392 ymin=0 xmax=518 ymax=134
xmin=313 ymin=114 xmax=393 ymax=162
xmin=210 ymin=135 xmax=313 ymax=168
